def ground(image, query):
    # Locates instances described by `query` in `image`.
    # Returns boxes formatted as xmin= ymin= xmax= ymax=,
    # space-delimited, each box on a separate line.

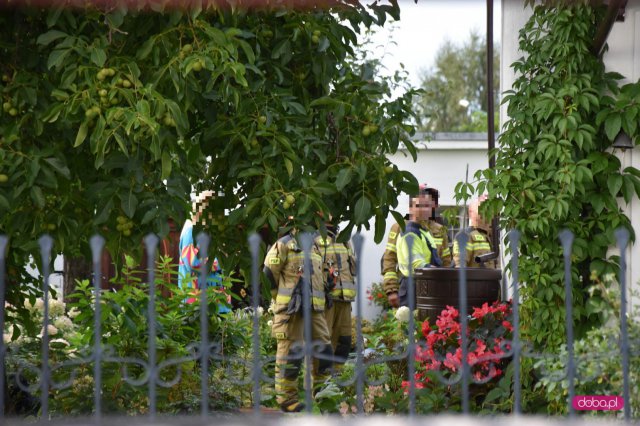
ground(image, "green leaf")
xmin=141 ymin=207 xmax=158 ymax=225
xmin=353 ymin=196 xmax=371 ymax=224
xmin=136 ymin=38 xmax=155 ymax=60
xmin=237 ymin=39 xmax=255 ymax=64
xmin=30 ymin=186 xmax=45 ymax=209
xmin=161 ymin=151 xmax=172 ymax=180
xmin=335 ymin=168 xmax=352 ymax=191
xmin=607 ymin=174 xmax=623 ymax=197
xmin=318 ymin=37 xmax=330 ymax=52
xmin=284 ymin=158 xmax=293 ymax=177
xmin=121 ymin=192 xmax=139 ymax=218
xmin=90 ymin=49 xmax=107 ymax=67
xmin=47 ymin=49 xmax=71 ymax=70
xmin=314 ymin=182 xmax=335 ymax=195
xmin=94 ymin=197 xmax=113 ymax=225
xmin=73 ymin=122 xmax=89 ymax=148
xmin=605 ymin=114 xmax=621 ymax=141
xmin=373 ymin=212 xmax=386 ymax=243
xmin=37 ymin=30 xmax=67 ymax=46
xmin=0 ymin=194 xmax=9 ymax=211
xmin=43 ymin=157 xmax=71 ymax=180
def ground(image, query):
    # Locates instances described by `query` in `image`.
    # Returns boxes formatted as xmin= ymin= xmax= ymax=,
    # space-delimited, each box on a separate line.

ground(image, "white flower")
xmin=23 ymin=299 xmax=33 ymax=310
xmin=267 ymin=320 xmax=273 ymax=327
xmin=53 ymin=316 xmax=73 ymax=332
xmin=41 ymin=324 xmax=58 ymax=336
xmin=3 ymin=325 xmax=13 ymax=344
xmin=35 ymin=299 xmax=45 ymax=310
xmin=68 ymin=308 xmax=81 ymax=319
xmin=50 ymin=338 xmax=70 ymax=346
xmin=395 ymin=306 xmax=410 ymax=322
xmin=49 ymin=299 xmax=65 ymax=317
xmin=257 ymin=306 xmax=264 ymax=317
xmin=268 ymin=299 xmax=276 ymax=314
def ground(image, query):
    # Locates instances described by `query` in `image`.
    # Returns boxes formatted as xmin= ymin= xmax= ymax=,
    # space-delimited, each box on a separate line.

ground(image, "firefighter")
xmin=453 ymin=195 xmax=495 ymax=268
xmin=381 ymin=184 xmax=451 ymax=308
xmin=316 ymin=222 xmax=356 ymax=366
xmin=395 ymin=219 xmax=441 ymax=307
xmin=263 ymin=228 xmax=333 ymax=413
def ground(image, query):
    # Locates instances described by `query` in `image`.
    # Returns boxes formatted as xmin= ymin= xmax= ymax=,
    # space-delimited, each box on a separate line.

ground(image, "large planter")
xmin=414 ymin=267 xmax=502 ymax=323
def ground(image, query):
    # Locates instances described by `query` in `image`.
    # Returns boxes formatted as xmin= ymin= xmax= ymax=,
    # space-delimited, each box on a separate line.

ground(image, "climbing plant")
xmin=457 ymin=2 xmax=640 ymax=348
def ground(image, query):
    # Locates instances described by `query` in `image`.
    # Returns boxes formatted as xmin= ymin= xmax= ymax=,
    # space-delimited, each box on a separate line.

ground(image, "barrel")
xmin=414 ymin=267 xmax=502 ymax=323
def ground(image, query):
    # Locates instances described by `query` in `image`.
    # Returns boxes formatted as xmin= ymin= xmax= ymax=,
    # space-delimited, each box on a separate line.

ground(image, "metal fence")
xmin=0 ymin=229 xmax=636 ymax=422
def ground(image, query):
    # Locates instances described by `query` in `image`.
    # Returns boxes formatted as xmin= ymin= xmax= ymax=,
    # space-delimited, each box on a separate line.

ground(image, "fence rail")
xmin=0 ymin=229 xmax=637 ymax=421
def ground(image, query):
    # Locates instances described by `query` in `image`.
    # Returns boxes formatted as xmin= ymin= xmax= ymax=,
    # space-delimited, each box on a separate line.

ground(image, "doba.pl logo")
xmin=572 ymin=396 xmax=624 ymax=411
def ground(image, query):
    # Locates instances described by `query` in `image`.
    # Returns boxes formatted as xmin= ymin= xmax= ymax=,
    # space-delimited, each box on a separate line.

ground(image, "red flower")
xmin=421 ymin=318 xmax=431 ymax=337
xmin=414 ymin=301 xmax=512 ymax=385
xmin=471 ymin=302 xmax=491 ymax=319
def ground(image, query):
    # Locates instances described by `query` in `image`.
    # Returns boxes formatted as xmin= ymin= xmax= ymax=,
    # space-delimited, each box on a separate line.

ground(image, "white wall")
xmin=357 ymin=134 xmax=490 ymax=320
xmin=603 ymin=0 xmax=640 ymax=310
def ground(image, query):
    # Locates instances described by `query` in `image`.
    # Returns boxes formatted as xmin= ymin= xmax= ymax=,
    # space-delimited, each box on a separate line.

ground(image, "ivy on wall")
xmin=457 ymin=2 xmax=640 ymax=348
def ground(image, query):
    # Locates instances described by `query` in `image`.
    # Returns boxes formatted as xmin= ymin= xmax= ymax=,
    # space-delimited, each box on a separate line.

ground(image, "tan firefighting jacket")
xmin=316 ymin=233 xmax=356 ymax=302
xmin=264 ymin=233 xmax=327 ymax=313
xmin=453 ymin=226 xmax=494 ymax=268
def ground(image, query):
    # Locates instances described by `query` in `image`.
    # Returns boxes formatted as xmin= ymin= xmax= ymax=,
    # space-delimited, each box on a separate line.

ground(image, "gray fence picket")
xmin=89 ymin=235 xmax=105 ymax=421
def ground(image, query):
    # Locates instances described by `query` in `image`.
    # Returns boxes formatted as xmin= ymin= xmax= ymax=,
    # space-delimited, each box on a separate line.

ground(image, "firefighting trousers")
xmin=324 ymin=301 xmax=352 ymax=364
xmin=274 ymin=311 xmax=332 ymax=405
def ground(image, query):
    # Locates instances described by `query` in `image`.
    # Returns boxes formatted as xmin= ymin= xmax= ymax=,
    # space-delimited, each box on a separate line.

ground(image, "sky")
xmin=369 ymin=0 xmax=502 ymax=91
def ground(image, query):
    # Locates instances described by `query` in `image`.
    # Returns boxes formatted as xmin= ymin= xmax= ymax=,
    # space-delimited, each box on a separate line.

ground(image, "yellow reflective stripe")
xmin=327 ymin=247 xmax=350 ymax=254
xmin=432 ymin=238 xmax=443 ymax=245
xmin=384 ymin=271 xmax=398 ymax=280
xmin=276 ymin=295 xmax=291 ymax=304
xmin=332 ymin=288 xmax=356 ymax=298
xmin=276 ymin=294 xmax=326 ymax=306
xmin=471 ymin=243 xmax=491 ymax=250
xmin=289 ymin=253 xmax=322 ymax=262
xmin=442 ymin=248 xmax=451 ymax=257
xmin=385 ymin=243 xmax=397 ymax=252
